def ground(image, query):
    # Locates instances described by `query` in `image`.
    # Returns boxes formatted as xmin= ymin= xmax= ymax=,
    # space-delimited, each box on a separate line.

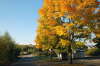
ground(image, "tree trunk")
xmin=68 ymin=45 xmax=73 ymax=64
xmin=69 ymin=51 xmax=73 ymax=64
xmin=55 ymin=53 xmax=68 ymax=61
xmin=62 ymin=52 xmax=68 ymax=60
xmin=57 ymin=53 xmax=62 ymax=60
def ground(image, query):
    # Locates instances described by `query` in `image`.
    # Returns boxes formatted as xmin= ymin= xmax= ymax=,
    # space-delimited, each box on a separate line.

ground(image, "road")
xmin=10 ymin=55 xmax=100 ymax=66
xmin=77 ymin=56 xmax=100 ymax=66
xmin=11 ymin=54 xmax=36 ymax=66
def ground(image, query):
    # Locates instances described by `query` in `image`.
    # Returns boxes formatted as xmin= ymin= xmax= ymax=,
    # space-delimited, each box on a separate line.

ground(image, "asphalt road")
xmin=11 ymin=54 xmax=37 ymax=66
xmin=10 ymin=55 xmax=100 ymax=66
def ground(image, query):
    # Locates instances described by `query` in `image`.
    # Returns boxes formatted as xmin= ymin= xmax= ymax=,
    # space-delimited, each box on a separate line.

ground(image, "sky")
xmin=0 ymin=0 xmax=99 ymax=45
xmin=0 ymin=0 xmax=43 ymax=44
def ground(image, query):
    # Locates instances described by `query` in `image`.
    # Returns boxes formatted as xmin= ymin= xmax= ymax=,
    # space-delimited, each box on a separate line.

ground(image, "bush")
xmin=86 ymin=48 xmax=100 ymax=56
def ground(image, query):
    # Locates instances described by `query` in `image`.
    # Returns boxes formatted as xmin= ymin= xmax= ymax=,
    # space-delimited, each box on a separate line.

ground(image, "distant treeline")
xmin=16 ymin=44 xmax=35 ymax=55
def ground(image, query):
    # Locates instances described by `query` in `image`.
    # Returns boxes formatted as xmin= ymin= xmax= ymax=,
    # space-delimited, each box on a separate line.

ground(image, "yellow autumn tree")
xmin=35 ymin=0 xmax=99 ymax=63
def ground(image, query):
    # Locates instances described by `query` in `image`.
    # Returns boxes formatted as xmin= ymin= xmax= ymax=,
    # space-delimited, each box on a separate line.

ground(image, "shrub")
xmin=86 ymin=48 xmax=100 ymax=56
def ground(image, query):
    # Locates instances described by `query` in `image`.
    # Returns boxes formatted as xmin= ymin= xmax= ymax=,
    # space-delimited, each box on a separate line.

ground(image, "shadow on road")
xmin=75 ymin=56 xmax=100 ymax=60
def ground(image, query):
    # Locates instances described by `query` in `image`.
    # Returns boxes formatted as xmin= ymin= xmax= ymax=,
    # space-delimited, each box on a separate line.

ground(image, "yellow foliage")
xmin=55 ymin=26 xmax=67 ymax=36
xmin=63 ymin=23 xmax=74 ymax=29
xmin=67 ymin=15 xmax=76 ymax=19
xmin=38 ymin=8 xmax=46 ymax=16
xmin=48 ymin=6 xmax=54 ymax=12
xmin=48 ymin=20 xmax=57 ymax=26
xmin=44 ymin=0 xmax=52 ymax=4
xmin=42 ymin=29 xmax=50 ymax=36
xmin=55 ymin=6 xmax=60 ymax=12
xmin=47 ymin=13 xmax=53 ymax=17
xmin=67 ymin=23 xmax=74 ymax=27
xmin=76 ymin=41 xmax=84 ymax=47
xmin=36 ymin=0 xmax=98 ymax=50
xmin=42 ymin=45 xmax=50 ymax=50
xmin=58 ymin=13 xmax=64 ymax=17
xmin=60 ymin=39 xmax=70 ymax=46
xmin=60 ymin=6 xmax=68 ymax=12
xmin=35 ymin=44 xmax=42 ymax=49
xmin=81 ymin=20 xmax=88 ymax=24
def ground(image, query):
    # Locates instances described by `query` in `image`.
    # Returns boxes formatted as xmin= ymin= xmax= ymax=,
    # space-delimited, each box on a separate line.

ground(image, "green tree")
xmin=0 ymin=32 xmax=16 ymax=65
